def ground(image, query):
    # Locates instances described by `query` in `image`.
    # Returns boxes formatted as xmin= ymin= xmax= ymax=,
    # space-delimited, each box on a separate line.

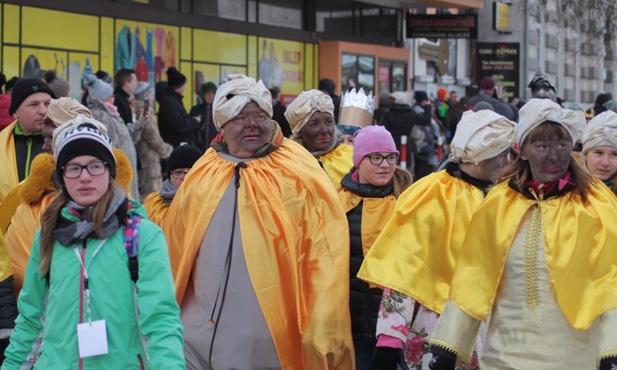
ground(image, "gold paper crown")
xmin=339 ymin=88 xmax=375 ymax=128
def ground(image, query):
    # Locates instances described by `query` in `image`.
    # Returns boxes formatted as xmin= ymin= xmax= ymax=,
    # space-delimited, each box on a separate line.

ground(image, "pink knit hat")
xmin=352 ymin=126 xmax=399 ymax=167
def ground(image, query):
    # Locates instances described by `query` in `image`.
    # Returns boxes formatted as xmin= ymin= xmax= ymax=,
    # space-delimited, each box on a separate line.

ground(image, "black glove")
xmin=0 ymin=337 xmax=10 ymax=364
xmin=428 ymin=346 xmax=456 ymax=370
xmin=372 ymin=347 xmax=400 ymax=370
xmin=600 ymin=357 xmax=617 ymax=370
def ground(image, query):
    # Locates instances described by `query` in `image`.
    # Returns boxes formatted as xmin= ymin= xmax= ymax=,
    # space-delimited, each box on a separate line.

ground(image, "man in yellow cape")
xmin=285 ymin=89 xmax=353 ymax=187
xmin=163 ymin=75 xmax=354 ymax=370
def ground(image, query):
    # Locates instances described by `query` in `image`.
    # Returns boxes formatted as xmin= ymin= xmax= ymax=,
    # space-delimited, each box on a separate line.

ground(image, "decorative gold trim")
xmin=428 ymin=339 xmax=472 ymax=364
xmin=525 ymin=190 xmax=542 ymax=311
xmin=597 ymin=350 xmax=617 ymax=361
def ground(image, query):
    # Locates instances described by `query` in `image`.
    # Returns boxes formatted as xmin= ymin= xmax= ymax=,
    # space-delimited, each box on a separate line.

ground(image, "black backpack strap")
xmin=123 ymin=214 xmax=142 ymax=283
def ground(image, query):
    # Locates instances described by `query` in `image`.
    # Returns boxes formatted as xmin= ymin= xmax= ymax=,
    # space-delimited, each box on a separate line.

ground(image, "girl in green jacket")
xmin=4 ymin=115 xmax=185 ymax=369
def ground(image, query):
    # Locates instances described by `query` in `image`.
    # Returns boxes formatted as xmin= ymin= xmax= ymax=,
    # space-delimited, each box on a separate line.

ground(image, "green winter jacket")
xmin=3 ymin=201 xmax=185 ymax=369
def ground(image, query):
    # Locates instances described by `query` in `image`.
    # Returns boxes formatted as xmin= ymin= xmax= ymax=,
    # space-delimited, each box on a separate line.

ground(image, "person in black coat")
xmin=319 ymin=78 xmax=342 ymax=123
xmin=269 ymin=87 xmax=292 ymax=138
xmin=157 ymin=67 xmax=201 ymax=148
xmin=190 ymin=81 xmax=217 ymax=151
xmin=113 ymin=69 xmax=137 ymax=125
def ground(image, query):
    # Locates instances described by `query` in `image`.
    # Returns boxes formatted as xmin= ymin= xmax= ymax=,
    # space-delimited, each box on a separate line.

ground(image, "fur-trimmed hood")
xmin=19 ymin=148 xmax=134 ymax=204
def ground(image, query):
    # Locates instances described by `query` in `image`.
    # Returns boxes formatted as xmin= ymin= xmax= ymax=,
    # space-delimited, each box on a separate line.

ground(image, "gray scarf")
xmin=53 ymin=187 xmax=127 ymax=246
xmin=159 ymin=179 xmax=178 ymax=206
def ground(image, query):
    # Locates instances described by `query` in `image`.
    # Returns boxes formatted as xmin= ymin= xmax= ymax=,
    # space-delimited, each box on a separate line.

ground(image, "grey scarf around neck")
xmin=53 ymin=187 xmax=127 ymax=246
xmin=159 ymin=179 xmax=178 ymax=206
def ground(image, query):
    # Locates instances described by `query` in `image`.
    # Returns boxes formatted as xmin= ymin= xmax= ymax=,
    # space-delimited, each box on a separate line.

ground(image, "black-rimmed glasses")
xmin=62 ymin=161 xmax=108 ymax=179
xmin=368 ymin=154 xmax=398 ymax=165
xmin=170 ymin=170 xmax=190 ymax=179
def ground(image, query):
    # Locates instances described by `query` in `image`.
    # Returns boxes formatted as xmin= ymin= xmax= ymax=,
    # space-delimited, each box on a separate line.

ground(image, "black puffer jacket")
xmin=381 ymin=103 xmax=431 ymax=163
xmin=158 ymin=88 xmax=200 ymax=148
xmin=341 ymin=173 xmax=393 ymax=345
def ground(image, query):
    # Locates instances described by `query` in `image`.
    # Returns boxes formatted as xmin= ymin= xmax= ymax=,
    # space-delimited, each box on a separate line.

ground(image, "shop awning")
xmin=357 ymin=0 xmax=483 ymax=9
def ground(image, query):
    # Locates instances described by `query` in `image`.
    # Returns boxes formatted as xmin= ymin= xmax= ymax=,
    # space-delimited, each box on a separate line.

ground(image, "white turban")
xmin=450 ymin=110 xmax=516 ymax=163
xmin=582 ymin=111 xmax=617 ymax=154
xmin=516 ymin=98 xmax=580 ymax=146
xmin=212 ymin=74 xmax=272 ymax=130
xmin=284 ymin=90 xmax=334 ymax=136
xmin=46 ymin=97 xmax=92 ymax=127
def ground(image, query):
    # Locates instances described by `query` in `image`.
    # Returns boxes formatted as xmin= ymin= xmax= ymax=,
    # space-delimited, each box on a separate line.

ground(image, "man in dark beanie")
xmin=0 ymin=78 xmax=56 ymax=206
xmin=318 ymin=78 xmax=342 ymax=123
xmin=468 ymin=76 xmax=517 ymax=121
xmin=142 ymin=143 xmax=202 ymax=227
xmin=158 ymin=67 xmax=201 ymax=148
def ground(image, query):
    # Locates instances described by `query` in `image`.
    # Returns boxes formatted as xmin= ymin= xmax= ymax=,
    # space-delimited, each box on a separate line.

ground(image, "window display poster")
xmin=115 ymin=19 xmax=180 ymax=87
xmin=476 ymin=42 xmax=520 ymax=100
xmin=258 ymin=37 xmax=304 ymax=97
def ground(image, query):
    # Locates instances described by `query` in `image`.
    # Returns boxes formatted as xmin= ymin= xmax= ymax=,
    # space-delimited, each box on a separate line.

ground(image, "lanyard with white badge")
xmin=73 ymin=239 xmax=109 ymax=358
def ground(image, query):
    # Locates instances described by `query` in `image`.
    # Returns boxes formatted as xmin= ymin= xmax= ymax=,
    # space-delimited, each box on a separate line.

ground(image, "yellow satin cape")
xmin=0 ymin=233 xmax=12 ymax=282
xmin=449 ymin=180 xmax=617 ymax=331
xmin=318 ymin=144 xmax=353 ymax=187
xmin=0 ymin=120 xmax=19 ymax=206
xmin=164 ymin=139 xmax=354 ymax=369
xmin=357 ymin=170 xmax=486 ymax=314
xmin=337 ymin=187 xmax=397 ymax=257
xmin=142 ymin=192 xmax=169 ymax=228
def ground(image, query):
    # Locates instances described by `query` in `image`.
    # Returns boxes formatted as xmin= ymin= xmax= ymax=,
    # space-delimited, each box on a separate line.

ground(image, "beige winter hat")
xmin=46 ymin=97 xmax=93 ymax=127
xmin=390 ymin=91 xmax=409 ymax=105
xmin=212 ymin=74 xmax=272 ymax=130
xmin=284 ymin=90 xmax=334 ymax=136
xmin=516 ymin=98 xmax=580 ymax=146
xmin=582 ymin=110 xmax=617 ymax=154
xmin=450 ymin=110 xmax=516 ymax=163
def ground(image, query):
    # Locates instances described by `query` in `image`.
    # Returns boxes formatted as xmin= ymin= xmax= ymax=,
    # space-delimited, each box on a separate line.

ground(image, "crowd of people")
xmin=0 ymin=67 xmax=616 ymax=370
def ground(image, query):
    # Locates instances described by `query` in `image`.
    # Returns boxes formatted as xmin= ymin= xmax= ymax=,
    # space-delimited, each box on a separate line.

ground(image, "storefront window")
xmin=341 ymin=53 xmax=374 ymax=92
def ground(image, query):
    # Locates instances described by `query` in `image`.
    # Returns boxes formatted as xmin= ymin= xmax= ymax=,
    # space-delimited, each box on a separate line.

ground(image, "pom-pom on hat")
xmin=352 ymin=126 xmax=399 ymax=168
xmin=9 ymin=78 xmax=56 ymax=115
xmin=166 ymin=67 xmax=187 ymax=89
xmin=53 ymin=115 xmax=116 ymax=178
xmin=44 ymin=70 xmax=70 ymax=98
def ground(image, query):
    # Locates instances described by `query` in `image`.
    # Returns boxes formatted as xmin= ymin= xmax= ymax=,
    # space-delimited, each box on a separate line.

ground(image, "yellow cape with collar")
xmin=318 ymin=144 xmax=353 ymax=187
xmin=0 ymin=120 xmax=19 ymax=206
xmin=337 ymin=185 xmax=397 ymax=257
xmin=142 ymin=191 xmax=168 ymax=228
xmin=164 ymin=138 xmax=354 ymax=370
xmin=357 ymin=170 xmax=486 ymax=314
xmin=4 ymin=149 xmax=133 ymax=294
xmin=449 ymin=180 xmax=617 ymax=331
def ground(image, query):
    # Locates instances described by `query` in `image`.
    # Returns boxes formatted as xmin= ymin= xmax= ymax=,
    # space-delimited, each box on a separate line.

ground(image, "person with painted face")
xmin=427 ymin=99 xmax=617 ymax=370
xmin=338 ymin=126 xmax=413 ymax=370
xmin=582 ymin=110 xmax=617 ymax=195
xmin=285 ymin=89 xmax=354 ymax=187
xmin=163 ymin=75 xmax=353 ymax=369
xmin=528 ymin=70 xmax=557 ymax=102
xmin=359 ymin=110 xmax=515 ymax=370
xmin=142 ymin=144 xmax=202 ymax=227
xmin=3 ymin=115 xmax=184 ymax=369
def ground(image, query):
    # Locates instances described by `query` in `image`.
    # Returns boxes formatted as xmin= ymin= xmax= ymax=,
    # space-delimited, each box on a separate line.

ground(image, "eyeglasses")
xmin=62 ymin=161 xmax=108 ymax=179
xmin=368 ymin=154 xmax=398 ymax=165
xmin=232 ymin=112 xmax=270 ymax=124
xmin=170 ymin=169 xmax=190 ymax=179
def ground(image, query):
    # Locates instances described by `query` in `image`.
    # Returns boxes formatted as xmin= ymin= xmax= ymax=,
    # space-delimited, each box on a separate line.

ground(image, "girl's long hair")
xmin=499 ymin=122 xmax=594 ymax=201
xmin=39 ymin=177 xmax=117 ymax=275
xmin=392 ymin=167 xmax=413 ymax=198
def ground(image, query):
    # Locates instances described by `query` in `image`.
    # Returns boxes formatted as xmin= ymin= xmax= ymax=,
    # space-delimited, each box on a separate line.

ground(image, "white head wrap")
xmin=284 ymin=90 xmax=335 ymax=136
xmin=46 ymin=97 xmax=92 ymax=127
xmin=450 ymin=110 xmax=516 ymax=163
xmin=212 ymin=74 xmax=272 ymax=130
xmin=582 ymin=111 xmax=617 ymax=154
xmin=516 ymin=98 xmax=580 ymax=146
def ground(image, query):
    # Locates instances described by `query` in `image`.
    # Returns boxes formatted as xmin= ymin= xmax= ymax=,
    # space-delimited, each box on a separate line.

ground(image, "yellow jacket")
xmin=142 ymin=191 xmax=169 ymax=228
xmin=0 ymin=120 xmax=19 ymax=206
xmin=357 ymin=170 xmax=486 ymax=314
xmin=318 ymin=144 xmax=353 ymax=188
xmin=164 ymin=139 xmax=354 ymax=369
xmin=450 ymin=180 xmax=617 ymax=330
xmin=5 ymin=149 xmax=133 ymax=294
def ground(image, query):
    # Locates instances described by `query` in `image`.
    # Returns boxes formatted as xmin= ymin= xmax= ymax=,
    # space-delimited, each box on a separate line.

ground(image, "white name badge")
xmin=77 ymin=320 xmax=109 ymax=358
